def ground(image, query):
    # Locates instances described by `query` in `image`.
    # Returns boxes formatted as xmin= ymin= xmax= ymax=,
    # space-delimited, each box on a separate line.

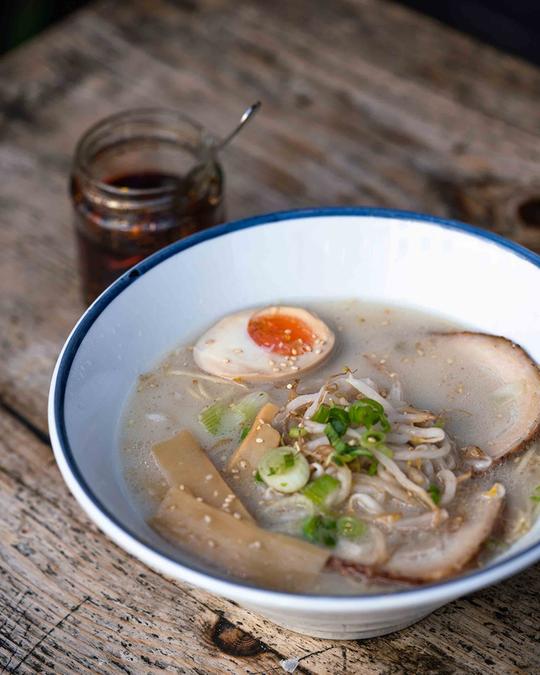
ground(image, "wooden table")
xmin=1 ymin=0 xmax=539 ymax=672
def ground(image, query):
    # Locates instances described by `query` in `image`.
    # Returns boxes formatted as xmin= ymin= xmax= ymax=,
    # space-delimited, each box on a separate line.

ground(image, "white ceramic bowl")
xmin=49 ymin=208 xmax=540 ymax=639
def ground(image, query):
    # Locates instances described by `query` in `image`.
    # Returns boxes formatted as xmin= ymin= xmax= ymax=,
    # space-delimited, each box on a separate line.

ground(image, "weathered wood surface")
xmin=0 ymin=0 xmax=539 ymax=672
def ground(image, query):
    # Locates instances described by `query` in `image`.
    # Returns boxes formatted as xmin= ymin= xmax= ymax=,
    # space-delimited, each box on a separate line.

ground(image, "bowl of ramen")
xmin=48 ymin=208 xmax=540 ymax=639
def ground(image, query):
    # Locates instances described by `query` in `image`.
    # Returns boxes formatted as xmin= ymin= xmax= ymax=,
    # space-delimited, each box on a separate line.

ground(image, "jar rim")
xmin=73 ymin=107 xmax=217 ymax=197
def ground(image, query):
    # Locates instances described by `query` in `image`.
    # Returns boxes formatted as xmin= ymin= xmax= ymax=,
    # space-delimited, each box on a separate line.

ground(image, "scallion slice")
xmin=337 ymin=515 xmax=366 ymax=539
xmin=360 ymin=429 xmax=386 ymax=449
xmin=258 ymin=447 xmax=310 ymax=493
xmin=428 ymin=484 xmax=442 ymax=505
xmin=288 ymin=426 xmax=308 ymax=439
xmin=302 ymin=515 xmax=337 ymax=547
xmin=198 ymin=401 xmax=229 ymax=436
xmin=328 ymin=406 xmax=350 ymax=436
xmin=301 ymin=474 xmax=340 ymax=506
xmin=311 ymin=403 xmax=331 ymax=423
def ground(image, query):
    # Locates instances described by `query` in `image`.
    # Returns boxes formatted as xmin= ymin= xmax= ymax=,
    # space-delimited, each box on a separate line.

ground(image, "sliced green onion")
xmin=258 ymin=447 xmax=310 ymax=493
xmin=198 ymin=401 xmax=229 ymax=435
xmin=531 ymin=486 xmax=540 ymax=503
xmin=360 ymin=429 xmax=386 ymax=449
xmin=254 ymin=470 xmax=264 ymax=484
xmin=359 ymin=397 xmax=385 ymax=414
xmin=349 ymin=402 xmax=379 ymax=428
xmin=311 ymin=403 xmax=331 ymax=423
xmin=288 ymin=426 xmax=308 ymax=439
xmin=302 ymin=515 xmax=337 ymax=547
xmin=328 ymin=407 xmax=350 ymax=436
xmin=199 ymin=390 xmax=269 ymax=436
xmin=332 ymin=446 xmax=374 ymax=465
xmin=325 ymin=424 xmax=348 ymax=454
xmin=349 ymin=398 xmax=391 ymax=432
xmin=337 ymin=515 xmax=366 ymax=539
xmin=434 ymin=417 xmax=446 ymax=429
xmin=428 ymin=484 xmax=442 ymax=505
xmin=240 ymin=426 xmax=251 ymax=440
xmin=367 ymin=460 xmax=378 ymax=476
xmin=231 ymin=391 xmax=269 ymax=425
xmin=302 ymin=474 xmax=340 ymax=506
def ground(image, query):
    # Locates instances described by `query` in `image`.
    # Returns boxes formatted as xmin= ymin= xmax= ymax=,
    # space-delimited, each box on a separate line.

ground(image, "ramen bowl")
xmin=48 ymin=208 xmax=540 ymax=639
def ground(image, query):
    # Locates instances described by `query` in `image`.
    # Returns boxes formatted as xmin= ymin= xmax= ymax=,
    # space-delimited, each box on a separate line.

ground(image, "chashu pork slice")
xmin=432 ymin=332 xmax=540 ymax=460
xmin=380 ymin=483 xmax=505 ymax=582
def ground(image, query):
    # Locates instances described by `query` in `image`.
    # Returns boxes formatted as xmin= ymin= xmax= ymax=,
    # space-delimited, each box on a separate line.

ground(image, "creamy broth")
xmin=120 ymin=300 xmax=540 ymax=594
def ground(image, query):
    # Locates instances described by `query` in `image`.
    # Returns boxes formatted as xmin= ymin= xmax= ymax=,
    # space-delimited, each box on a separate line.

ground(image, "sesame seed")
xmin=204 ymin=515 xmax=212 ymax=524
xmin=233 ymin=348 xmax=244 ymax=354
xmin=239 ymin=460 xmax=248 ymax=469
xmin=196 ymin=497 xmax=203 ymax=503
xmin=286 ymin=383 xmax=293 ymax=389
xmin=205 ymin=474 xmax=213 ymax=481
xmin=179 ymin=484 xmax=185 ymax=491
xmin=255 ymin=437 xmax=264 ymax=443
xmin=208 ymin=539 xmax=215 ymax=548
xmin=249 ymin=541 xmax=262 ymax=549
xmin=284 ymin=328 xmax=292 ymax=334
xmin=291 ymin=366 xmax=299 ymax=371
xmin=230 ymin=468 xmax=239 ymax=474
xmin=213 ymin=490 xmax=219 ymax=497
xmin=314 ymin=349 xmax=322 ymax=354
xmin=233 ymin=512 xmax=242 ymax=520
xmin=291 ymin=348 xmax=297 ymax=355
xmin=223 ymin=358 xmax=231 ymax=364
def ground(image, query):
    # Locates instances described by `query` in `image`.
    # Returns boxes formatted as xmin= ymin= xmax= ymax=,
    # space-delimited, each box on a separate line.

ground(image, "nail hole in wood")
xmin=517 ymin=198 xmax=540 ymax=227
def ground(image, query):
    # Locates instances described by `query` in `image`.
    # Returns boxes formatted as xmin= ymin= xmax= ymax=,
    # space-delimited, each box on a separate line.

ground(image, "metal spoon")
xmin=214 ymin=101 xmax=261 ymax=153
xmin=184 ymin=102 xmax=261 ymax=197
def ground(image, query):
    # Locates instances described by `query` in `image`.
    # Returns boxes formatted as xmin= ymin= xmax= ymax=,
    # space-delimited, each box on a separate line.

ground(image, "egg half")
xmin=193 ymin=306 xmax=335 ymax=381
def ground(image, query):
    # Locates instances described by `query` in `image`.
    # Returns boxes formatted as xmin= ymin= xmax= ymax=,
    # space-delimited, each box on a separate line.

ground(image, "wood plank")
xmin=1 ymin=402 xmax=539 ymax=672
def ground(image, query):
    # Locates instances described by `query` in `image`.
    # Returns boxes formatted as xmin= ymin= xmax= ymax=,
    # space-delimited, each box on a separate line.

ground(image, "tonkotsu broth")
xmin=120 ymin=300 xmax=540 ymax=594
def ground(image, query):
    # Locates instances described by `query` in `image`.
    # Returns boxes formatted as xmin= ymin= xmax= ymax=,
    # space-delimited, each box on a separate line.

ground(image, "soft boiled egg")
xmin=193 ymin=306 xmax=335 ymax=381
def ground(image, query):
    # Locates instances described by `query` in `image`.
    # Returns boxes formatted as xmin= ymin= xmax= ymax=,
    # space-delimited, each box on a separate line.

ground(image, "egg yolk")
xmin=247 ymin=314 xmax=316 ymax=355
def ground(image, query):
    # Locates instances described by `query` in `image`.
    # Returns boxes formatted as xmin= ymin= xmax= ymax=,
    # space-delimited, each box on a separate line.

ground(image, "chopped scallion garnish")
xmin=328 ymin=407 xmax=350 ymax=436
xmin=240 ymin=426 xmax=251 ymax=440
xmin=301 ymin=474 xmax=340 ymax=506
xmin=367 ymin=460 xmax=378 ymax=476
xmin=428 ymin=484 xmax=442 ymax=505
xmin=531 ymin=486 xmax=540 ymax=503
xmin=311 ymin=403 xmax=331 ymax=423
xmin=198 ymin=401 xmax=228 ymax=436
xmin=360 ymin=429 xmax=386 ymax=449
xmin=302 ymin=515 xmax=337 ymax=547
xmin=325 ymin=423 xmax=348 ymax=452
xmin=337 ymin=515 xmax=366 ymax=539
xmin=258 ymin=447 xmax=310 ymax=493
xmin=288 ymin=426 xmax=308 ymax=439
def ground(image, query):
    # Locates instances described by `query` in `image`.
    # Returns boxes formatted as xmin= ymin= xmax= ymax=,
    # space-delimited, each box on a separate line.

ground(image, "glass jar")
xmin=70 ymin=108 xmax=225 ymax=304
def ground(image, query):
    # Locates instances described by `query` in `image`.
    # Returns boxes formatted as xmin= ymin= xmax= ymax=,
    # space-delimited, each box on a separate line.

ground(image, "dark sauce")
xmin=71 ymin=167 xmax=225 ymax=304
xmin=107 ymin=171 xmax=181 ymax=191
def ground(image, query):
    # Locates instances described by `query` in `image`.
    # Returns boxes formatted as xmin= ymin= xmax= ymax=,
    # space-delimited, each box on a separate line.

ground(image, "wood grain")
xmin=0 ymin=0 xmax=539 ymax=671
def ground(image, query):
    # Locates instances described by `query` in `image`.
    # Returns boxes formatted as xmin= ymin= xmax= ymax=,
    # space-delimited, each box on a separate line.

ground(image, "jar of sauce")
xmin=70 ymin=108 xmax=225 ymax=304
